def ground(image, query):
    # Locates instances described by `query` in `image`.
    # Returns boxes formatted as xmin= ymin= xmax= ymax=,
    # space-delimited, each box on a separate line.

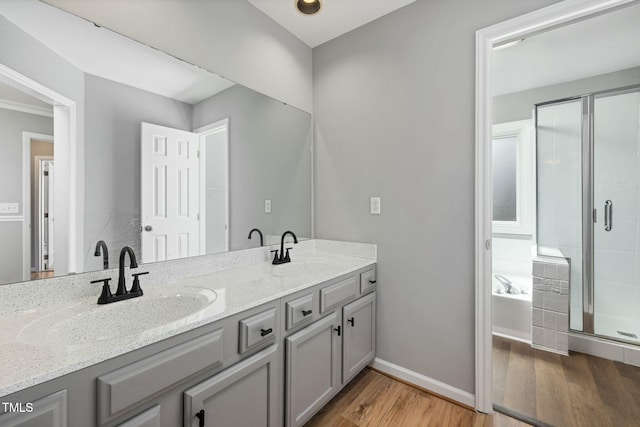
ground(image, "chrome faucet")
xmin=94 ymin=240 xmax=109 ymax=269
xmin=271 ymin=231 xmax=298 ymax=265
xmin=248 ymin=228 xmax=264 ymax=246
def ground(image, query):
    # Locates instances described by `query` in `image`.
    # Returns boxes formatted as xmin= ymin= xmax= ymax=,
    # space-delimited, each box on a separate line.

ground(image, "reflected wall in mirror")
xmin=491 ymin=120 xmax=534 ymax=235
xmin=0 ymin=1 xmax=311 ymax=286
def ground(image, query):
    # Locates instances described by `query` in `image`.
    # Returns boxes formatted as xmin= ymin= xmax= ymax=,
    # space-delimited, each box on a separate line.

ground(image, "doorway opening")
xmin=475 ymin=0 xmax=640 ymax=421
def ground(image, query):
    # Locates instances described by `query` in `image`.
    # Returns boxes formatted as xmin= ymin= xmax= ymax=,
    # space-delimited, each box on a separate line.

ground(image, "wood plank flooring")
xmin=306 ymin=369 xmax=530 ymax=426
xmin=492 ymin=335 xmax=640 ymax=427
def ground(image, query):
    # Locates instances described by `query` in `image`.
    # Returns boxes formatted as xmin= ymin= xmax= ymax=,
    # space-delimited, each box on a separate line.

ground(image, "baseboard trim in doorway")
xmin=370 ymin=358 xmax=475 ymax=408
xmin=493 ymin=404 xmax=552 ymax=427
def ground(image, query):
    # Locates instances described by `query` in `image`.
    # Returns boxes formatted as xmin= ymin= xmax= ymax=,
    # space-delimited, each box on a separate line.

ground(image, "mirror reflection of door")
xmin=141 ymin=121 xmax=229 ymax=264
xmin=31 ymin=139 xmax=54 ymax=280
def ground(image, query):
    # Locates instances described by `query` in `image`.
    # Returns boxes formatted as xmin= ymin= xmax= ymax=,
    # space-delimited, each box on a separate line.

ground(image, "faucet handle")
xmin=130 ymin=272 xmax=148 ymax=295
xmin=270 ymin=250 xmax=279 ymax=265
xmin=284 ymin=247 xmax=293 ymax=262
xmin=92 ymin=278 xmax=113 ymax=304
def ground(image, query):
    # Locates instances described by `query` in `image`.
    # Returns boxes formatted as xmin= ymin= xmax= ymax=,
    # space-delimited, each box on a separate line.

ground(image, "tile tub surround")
xmin=0 ymin=239 xmax=376 ymax=397
xmin=532 ymin=256 xmax=570 ymax=355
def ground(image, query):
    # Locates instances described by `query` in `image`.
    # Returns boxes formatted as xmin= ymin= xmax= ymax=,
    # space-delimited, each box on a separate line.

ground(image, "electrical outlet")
xmin=0 ymin=203 xmax=19 ymax=214
xmin=265 ymin=199 xmax=272 ymax=213
xmin=370 ymin=197 xmax=381 ymax=215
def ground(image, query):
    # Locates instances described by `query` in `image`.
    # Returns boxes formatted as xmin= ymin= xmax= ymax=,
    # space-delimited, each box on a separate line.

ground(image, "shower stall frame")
xmin=534 ymin=84 xmax=640 ymax=343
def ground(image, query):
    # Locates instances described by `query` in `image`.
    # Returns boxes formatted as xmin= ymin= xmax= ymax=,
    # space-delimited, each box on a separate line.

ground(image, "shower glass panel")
xmin=536 ymin=99 xmax=584 ymax=331
xmin=593 ymin=89 xmax=640 ymax=343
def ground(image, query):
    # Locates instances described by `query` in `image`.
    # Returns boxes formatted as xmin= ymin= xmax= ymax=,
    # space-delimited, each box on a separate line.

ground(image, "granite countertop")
xmin=0 ymin=244 xmax=375 ymax=397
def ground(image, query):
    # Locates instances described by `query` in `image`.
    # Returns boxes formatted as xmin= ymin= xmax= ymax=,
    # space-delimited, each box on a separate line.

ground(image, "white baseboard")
xmin=492 ymin=328 xmax=531 ymax=344
xmin=370 ymin=358 xmax=475 ymax=408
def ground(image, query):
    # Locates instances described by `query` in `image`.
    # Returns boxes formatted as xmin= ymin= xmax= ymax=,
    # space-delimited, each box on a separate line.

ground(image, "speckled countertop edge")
xmin=0 ymin=239 xmax=376 ymax=397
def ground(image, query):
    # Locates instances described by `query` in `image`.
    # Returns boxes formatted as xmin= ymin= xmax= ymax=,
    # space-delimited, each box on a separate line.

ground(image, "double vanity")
xmin=0 ymin=240 xmax=377 ymax=427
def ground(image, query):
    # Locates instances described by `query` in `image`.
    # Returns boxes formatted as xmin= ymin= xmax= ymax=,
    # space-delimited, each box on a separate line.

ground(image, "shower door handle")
xmin=604 ymin=200 xmax=613 ymax=232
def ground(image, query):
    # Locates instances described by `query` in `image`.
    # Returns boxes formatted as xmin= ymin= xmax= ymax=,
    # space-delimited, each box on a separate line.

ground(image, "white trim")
xmin=195 ymin=118 xmax=230 ymax=253
xmin=492 ymin=329 xmax=531 ymax=345
xmin=475 ymin=0 xmax=639 ymax=414
xmin=370 ymin=358 xmax=475 ymax=408
xmin=0 ymin=98 xmax=53 ymax=117
xmin=0 ymin=216 xmax=23 ymax=222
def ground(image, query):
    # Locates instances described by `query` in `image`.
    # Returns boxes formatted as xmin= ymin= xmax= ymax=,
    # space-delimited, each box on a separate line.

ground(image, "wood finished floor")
xmin=306 ymin=369 xmax=530 ymax=427
xmin=493 ymin=335 xmax=640 ymax=427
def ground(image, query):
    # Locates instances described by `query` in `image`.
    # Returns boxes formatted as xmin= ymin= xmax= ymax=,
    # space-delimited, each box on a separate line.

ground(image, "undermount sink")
xmin=18 ymin=286 xmax=217 ymax=345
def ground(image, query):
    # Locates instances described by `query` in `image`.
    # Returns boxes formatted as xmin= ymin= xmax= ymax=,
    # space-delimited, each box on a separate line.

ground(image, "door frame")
xmin=474 ymin=0 xmax=639 ymax=413
xmin=194 ymin=118 xmax=230 ymax=254
xmin=2 ymin=61 xmax=80 ymax=280
xmin=22 ymin=133 xmax=53 ymax=279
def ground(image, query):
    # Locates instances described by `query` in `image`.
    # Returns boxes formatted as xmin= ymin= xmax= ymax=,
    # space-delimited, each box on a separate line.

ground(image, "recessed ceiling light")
xmin=493 ymin=39 xmax=525 ymax=51
xmin=295 ymin=0 xmax=322 ymax=15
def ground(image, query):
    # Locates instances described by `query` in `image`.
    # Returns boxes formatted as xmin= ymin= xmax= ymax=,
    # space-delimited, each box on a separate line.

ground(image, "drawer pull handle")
xmin=260 ymin=328 xmax=273 ymax=337
xmin=196 ymin=409 xmax=205 ymax=427
xmin=368 ymin=280 xmax=377 ymax=284
xmin=302 ymin=309 xmax=313 ymax=316
xmin=334 ymin=325 xmax=341 ymax=336
xmin=348 ymin=317 xmax=355 ymax=327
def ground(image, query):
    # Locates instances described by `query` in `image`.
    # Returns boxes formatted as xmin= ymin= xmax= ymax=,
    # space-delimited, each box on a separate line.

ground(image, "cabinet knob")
xmin=195 ymin=409 xmax=205 ymax=427
xmin=260 ymin=328 xmax=273 ymax=337
xmin=302 ymin=309 xmax=312 ymax=316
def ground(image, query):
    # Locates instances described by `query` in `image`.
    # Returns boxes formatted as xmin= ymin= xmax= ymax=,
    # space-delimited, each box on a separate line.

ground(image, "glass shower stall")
xmin=536 ymin=85 xmax=640 ymax=344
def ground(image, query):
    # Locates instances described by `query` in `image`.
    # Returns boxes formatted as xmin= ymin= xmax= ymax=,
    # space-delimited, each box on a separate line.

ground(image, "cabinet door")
xmin=285 ymin=312 xmax=340 ymax=427
xmin=343 ymin=293 xmax=376 ymax=384
xmin=118 ymin=405 xmax=160 ymax=427
xmin=0 ymin=390 xmax=66 ymax=427
xmin=183 ymin=345 xmax=279 ymax=427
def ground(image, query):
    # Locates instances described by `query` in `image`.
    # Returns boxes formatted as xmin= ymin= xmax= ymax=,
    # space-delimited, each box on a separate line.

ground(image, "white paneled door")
xmin=141 ymin=123 xmax=200 ymax=263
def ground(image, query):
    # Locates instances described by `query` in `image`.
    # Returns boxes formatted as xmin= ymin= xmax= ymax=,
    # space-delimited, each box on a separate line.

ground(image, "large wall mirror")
xmin=0 ymin=1 xmax=312 ymax=286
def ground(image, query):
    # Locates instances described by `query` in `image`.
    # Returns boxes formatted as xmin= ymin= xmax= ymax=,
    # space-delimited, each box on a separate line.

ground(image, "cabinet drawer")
xmin=97 ymin=328 xmax=223 ymax=425
xmin=118 ymin=405 xmax=160 ymax=427
xmin=0 ymin=390 xmax=67 ymax=427
xmin=285 ymin=293 xmax=314 ymax=330
xmin=320 ymin=276 xmax=357 ymax=314
xmin=360 ymin=269 xmax=376 ymax=294
xmin=239 ymin=308 xmax=277 ymax=353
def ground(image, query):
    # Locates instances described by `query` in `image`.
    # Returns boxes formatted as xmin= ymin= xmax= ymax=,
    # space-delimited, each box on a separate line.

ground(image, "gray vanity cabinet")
xmin=183 ymin=344 xmax=279 ymax=427
xmin=342 ymin=292 xmax=376 ymax=384
xmin=117 ymin=405 xmax=160 ymax=427
xmin=0 ymin=390 xmax=67 ymax=427
xmin=285 ymin=312 xmax=340 ymax=427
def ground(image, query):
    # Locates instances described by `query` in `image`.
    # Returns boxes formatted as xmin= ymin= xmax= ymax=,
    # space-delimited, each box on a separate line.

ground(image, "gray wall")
xmin=0 ymin=109 xmax=53 ymax=283
xmin=494 ymin=66 xmax=640 ymax=123
xmin=193 ymin=85 xmax=312 ymax=250
xmin=84 ymin=74 xmax=192 ymax=271
xmin=313 ymin=0 xmax=560 ymax=394
xmin=0 ymin=14 xmax=85 ymax=276
xmin=43 ymin=0 xmax=313 ymax=113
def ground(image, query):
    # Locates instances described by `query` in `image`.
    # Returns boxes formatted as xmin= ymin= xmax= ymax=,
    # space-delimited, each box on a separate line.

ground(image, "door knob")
xmin=144 ymin=225 xmax=153 ymax=232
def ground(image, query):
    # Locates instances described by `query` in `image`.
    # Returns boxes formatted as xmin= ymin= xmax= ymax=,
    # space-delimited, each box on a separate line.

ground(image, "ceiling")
xmin=0 ymin=0 xmax=234 ymax=105
xmin=248 ymin=0 xmax=417 ymax=47
xmin=493 ymin=3 xmax=640 ymax=96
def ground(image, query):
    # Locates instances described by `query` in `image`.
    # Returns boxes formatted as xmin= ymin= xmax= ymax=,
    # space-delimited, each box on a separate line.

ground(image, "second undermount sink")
xmin=18 ymin=286 xmax=217 ymax=346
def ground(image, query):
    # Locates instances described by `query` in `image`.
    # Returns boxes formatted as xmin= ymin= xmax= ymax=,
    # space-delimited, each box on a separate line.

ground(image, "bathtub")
xmin=492 ymin=274 xmax=532 ymax=343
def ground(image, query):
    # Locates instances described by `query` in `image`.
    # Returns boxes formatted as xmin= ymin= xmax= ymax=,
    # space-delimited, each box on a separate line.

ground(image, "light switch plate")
xmin=265 ymin=199 xmax=272 ymax=213
xmin=0 ymin=203 xmax=19 ymax=214
xmin=370 ymin=197 xmax=381 ymax=215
